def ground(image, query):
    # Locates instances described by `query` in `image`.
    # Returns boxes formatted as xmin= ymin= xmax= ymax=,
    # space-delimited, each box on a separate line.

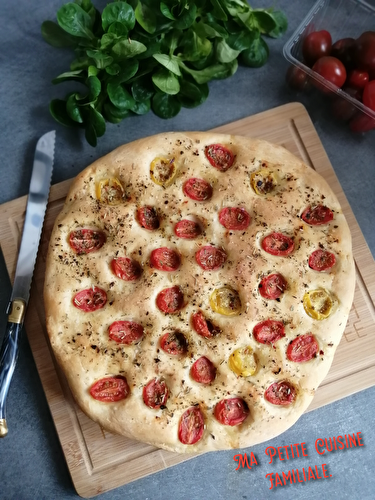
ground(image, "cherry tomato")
xmin=218 ymin=207 xmax=251 ymax=230
xmin=73 ymin=286 xmax=107 ymax=312
xmin=250 ymin=169 xmax=277 ymax=195
xmin=214 ymin=398 xmax=249 ymax=426
xmin=349 ymin=112 xmax=375 ymax=132
xmin=330 ymin=87 xmax=362 ymax=122
xmin=362 ymin=80 xmax=375 ymax=111
xmin=90 ymin=375 xmax=130 ymax=402
xmin=150 ymin=247 xmax=180 ymax=272
xmin=96 ymin=177 xmax=125 ymax=205
xmin=287 ymin=334 xmax=319 ymax=363
xmin=301 ymin=205 xmax=333 ymax=225
xmin=346 ymin=69 xmax=369 ymax=89
xmin=258 ymin=273 xmax=287 ymax=300
xmin=264 ymin=381 xmax=296 ymax=406
xmin=205 ymin=144 xmax=235 ymax=171
xmin=183 ymin=178 xmax=213 ymax=201
xmin=111 ymin=257 xmax=142 ymax=281
xmin=253 ymin=319 xmax=285 ymax=345
xmin=191 ymin=356 xmax=216 ymax=384
xmin=228 ymin=346 xmax=257 ymax=377
xmin=303 ymin=289 xmax=333 ymax=320
xmin=160 ymin=331 xmax=188 ymax=355
xmin=150 ymin=156 xmax=177 ymax=187
xmin=285 ymin=64 xmax=310 ymax=91
xmin=137 ymin=206 xmax=160 ymax=230
xmin=178 ymin=406 xmax=205 ymax=445
xmin=195 ymin=245 xmax=227 ymax=271
xmin=261 ymin=232 xmax=294 ymax=256
xmin=192 ymin=311 xmax=221 ymax=338
xmin=108 ymin=320 xmax=144 ymax=344
xmin=209 ymin=286 xmax=242 ymax=316
xmin=156 ymin=286 xmax=184 ymax=314
xmin=312 ymin=56 xmax=347 ymax=90
xmin=143 ymin=378 xmax=169 ymax=409
xmin=69 ymin=229 xmax=106 ymax=254
xmin=302 ymin=30 xmax=332 ymax=66
xmin=355 ymin=31 xmax=375 ymax=79
xmin=331 ymin=37 xmax=356 ymax=68
xmin=174 ymin=219 xmax=202 ymax=239
xmin=308 ymin=249 xmax=336 ymax=272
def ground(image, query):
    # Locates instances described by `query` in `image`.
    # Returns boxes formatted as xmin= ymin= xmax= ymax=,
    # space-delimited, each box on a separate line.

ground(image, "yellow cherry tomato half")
xmin=303 ymin=289 xmax=334 ymax=320
xmin=209 ymin=286 xmax=241 ymax=316
xmin=250 ymin=169 xmax=277 ymax=195
xmin=150 ymin=156 xmax=177 ymax=187
xmin=228 ymin=346 xmax=257 ymax=377
xmin=96 ymin=177 xmax=125 ymax=205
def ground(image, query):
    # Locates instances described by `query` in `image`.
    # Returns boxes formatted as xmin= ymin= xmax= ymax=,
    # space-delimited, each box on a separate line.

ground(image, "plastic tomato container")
xmin=283 ymin=0 xmax=375 ymax=131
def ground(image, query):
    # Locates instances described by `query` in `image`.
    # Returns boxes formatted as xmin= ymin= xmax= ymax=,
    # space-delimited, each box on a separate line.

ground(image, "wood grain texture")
xmin=0 ymin=103 xmax=374 ymax=498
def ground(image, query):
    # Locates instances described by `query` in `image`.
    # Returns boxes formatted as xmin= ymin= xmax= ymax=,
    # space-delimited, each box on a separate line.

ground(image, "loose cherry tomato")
xmin=301 ymin=205 xmax=333 ymax=225
xmin=205 ymin=144 xmax=235 ymax=171
xmin=218 ymin=207 xmax=251 ymax=230
xmin=143 ymin=378 xmax=169 ymax=409
xmin=69 ymin=229 xmax=106 ymax=254
xmin=258 ymin=273 xmax=287 ymax=300
xmin=174 ymin=219 xmax=202 ymax=239
xmin=160 ymin=331 xmax=188 ymax=355
xmin=355 ymin=31 xmax=375 ymax=79
xmin=178 ymin=406 xmax=205 ymax=445
xmin=264 ymin=381 xmax=296 ymax=406
xmin=331 ymin=37 xmax=356 ymax=68
xmin=73 ymin=286 xmax=107 ymax=311
xmin=308 ymin=249 xmax=336 ymax=271
xmin=192 ymin=310 xmax=221 ymax=338
xmin=90 ymin=375 xmax=130 ymax=402
xmin=349 ymin=112 xmax=375 ymax=132
xmin=362 ymin=80 xmax=375 ymax=112
xmin=312 ymin=56 xmax=347 ymax=90
xmin=191 ymin=356 xmax=216 ymax=384
xmin=302 ymin=30 xmax=332 ymax=66
xmin=108 ymin=320 xmax=144 ymax=344
xmin=285 ymin=64 xmax=310 ymax=91
xmin=137 ymin=206 xmax=160 ymax=230
xmin=195 ymin=245 xmax=227 ymax=271
xmin=156 ymin=286 xmax=184 ymax=314
xmin=287 ymin=334 xmax=319 ymax=363
xmin=214 ymin=398 xmax=249 ymax=426
xmin=183 ymin=178 xmax=213 ymax=201
xmin=253 ymin=319 xmax=285 ymax=344
xmin=346 ymin=69 xmax=369 ymax=89
xmin=261 ymin=232 xmax=294 ymax=256
xmin=111 ymin=257 xmax=142 ymax=281
xmin=150 ymin=247 xmax=180 ymax=272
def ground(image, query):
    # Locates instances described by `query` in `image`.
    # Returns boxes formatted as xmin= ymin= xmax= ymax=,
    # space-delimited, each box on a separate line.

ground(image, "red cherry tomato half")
xmin=192 ymin=311 xmax=221 ymax=338
xmin=285 ymin=64 xmax=310 ymax=91
xmin=331 ymin=37 xmax=356 ymax=68
xmin=195 ymin=246 xmax=227 ymax=271
xmin=69 ymin=228 xmax=106 ymax=254
xmin=137 ymin=206 xmax=160 ymax=230
xmin=308 ymin=249 xmax=336 ymax=271
xmin=355 ymin=31 xmax=375 ymax=79
xmin=205 ymin=144 xmax=235 ymax=172
xmin=302 ymin=30 xmax=332 ymax=66
xmin=287 ymin=334 xmax=319 ymax=363
xmin=253 ymin=319 xmax=285 ymax=344
xmin=301 ymin=205 xmax=334 ymax=225
xmin=160 ymin=331 xmax=188 ymax=355
xmin=183 ymin=178 xmax=213 ymax=201
xmin=218 ymin=207 xmax=251 ymax=230
xmin=143 ymin=378 xmax=169 ymax=409
xmin=150 ymin=247 xmax=180 ymax=272
xmin=346 ymin=69 xmax=369 ymax=90
xmin=174 ymin=219 xmax=202 ymax=239
xmin=111 ymin=257 xmax=142 ymax=281
xmin=258 ymin=273 xmax=287 ymax=300
xmin=73 ymin=286 xmax=107 ymax=311
xmin=312 ymin=56 xmax=347 ymax=90
xmin=264 ymin=381 xmax=296 ymax=406
xmin=362 ymin=80 xmax=375 ymax=112
xmin=178 ymin=406 xmax=205 ymax=445
xmin=90 ymin=375 xmax=130 ymax=402
xmin=156 ymin=286 xmax=184 ymax=314
xmin=261 ymin=232 xmax=294 ymax=256
xmin=214 ymin=397 xmax=249 ymax=426
xmin=349 ymin=112 xmax=375 ymax=132
xmin=108 ymin=320 xmax=144 ymax=344
xmin=191 ymin=356 xmax=216 ymax=384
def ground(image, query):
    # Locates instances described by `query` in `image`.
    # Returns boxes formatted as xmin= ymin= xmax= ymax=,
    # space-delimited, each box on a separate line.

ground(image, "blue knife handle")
xmin=0 ymin=299 xmax=25 ymax=437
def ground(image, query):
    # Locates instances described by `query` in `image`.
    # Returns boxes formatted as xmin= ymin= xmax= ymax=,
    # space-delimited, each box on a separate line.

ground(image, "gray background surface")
xmin=0 ymin=1 xmax=374 ymax=499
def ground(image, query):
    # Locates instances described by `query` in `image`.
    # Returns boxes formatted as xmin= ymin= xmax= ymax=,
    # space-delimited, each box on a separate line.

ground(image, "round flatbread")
xmin=44 ymin=132 xmax=355 ymax=453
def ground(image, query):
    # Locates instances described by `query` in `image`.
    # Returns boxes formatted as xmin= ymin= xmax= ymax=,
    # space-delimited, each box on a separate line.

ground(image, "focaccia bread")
xmin=44 ymin=132 xmax=355 ymax=453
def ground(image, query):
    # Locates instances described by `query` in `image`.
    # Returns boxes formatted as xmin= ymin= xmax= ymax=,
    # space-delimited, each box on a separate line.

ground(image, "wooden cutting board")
xmin=1 ymin=103 xmax=374 ymax=498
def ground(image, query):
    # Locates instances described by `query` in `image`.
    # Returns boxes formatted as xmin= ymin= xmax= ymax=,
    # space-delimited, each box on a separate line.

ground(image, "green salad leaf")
xmin=42 ymin=0 xmax=287 ymax=145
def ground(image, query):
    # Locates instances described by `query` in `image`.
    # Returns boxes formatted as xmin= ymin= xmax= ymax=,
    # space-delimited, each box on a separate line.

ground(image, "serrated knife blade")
xmin=0 ymin=130 xmax=55 ymax=437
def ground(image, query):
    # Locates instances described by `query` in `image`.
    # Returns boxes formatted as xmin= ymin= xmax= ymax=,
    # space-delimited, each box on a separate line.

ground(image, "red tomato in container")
xmin=312 ymin=56 xmax=347 ymax=90
xmin=302 ymin=30 xmax=332 ymax=66
xmin=362 ymin=80 xmax=375 ymax=111
xmin=330 ymin=37 xmax=356 ymax=68
xmin=346 ymin=69 xmax=369 ymax=89
xmin=355 ymin=31 xmax=375 ymax=79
